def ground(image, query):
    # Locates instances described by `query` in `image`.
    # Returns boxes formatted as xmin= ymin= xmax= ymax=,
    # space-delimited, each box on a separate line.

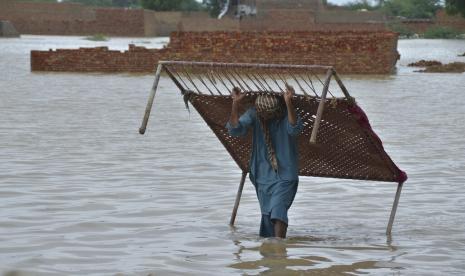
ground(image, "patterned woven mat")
xmin=187 ymin=92 xmax=406 ymax=183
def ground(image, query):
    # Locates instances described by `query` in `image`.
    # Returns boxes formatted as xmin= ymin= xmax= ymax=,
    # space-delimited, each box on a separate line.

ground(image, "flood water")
xmin=1 ymin=36 xmax=465 ymax=275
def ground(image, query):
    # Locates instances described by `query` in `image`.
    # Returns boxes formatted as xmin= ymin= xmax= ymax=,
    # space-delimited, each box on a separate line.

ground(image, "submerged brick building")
xmin=21 ymin=0 xmax=400 ymax=74
xmin=1 ymin=0 xmax=388 ymax=36
xmin=31 ymin=31 xmax=400 ymax=74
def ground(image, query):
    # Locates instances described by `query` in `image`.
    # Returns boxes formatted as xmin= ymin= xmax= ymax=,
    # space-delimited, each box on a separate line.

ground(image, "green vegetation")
xmin=342 ymin=0 xmax=441 ymax=19
xmin=344 ymin=0 xmax=465 ymax=19
xmin=15 ymin=0 xmax=62 ymax=2
xmin=387 ymin=23 xmax=415 ymax=38
xmin=348 ymin=0 xmax=441 ymax=19
xmin=203 ymin=0 xmax=225 ymax=17
xmin=343 ymin=0 xmax=381 ymax=11
xmin=387 ymin=22 xmax=463 ymax=39
xmin=446 ymin=0 xmax=465 ymax=18
xmin=44 ymin=0 xmax=140 ymax=8
xmin=139 ymin=0 xmax=225 ymax=17
xmin=140 ymin=0 xmax=203 ymax=11
xmin=63 ymin=0 xmax=113 ymax=6
xmin=423 ymin=26 xmax=462 ymax=39
xmin=111 ymin=0 xmax=139 ymax=7
xmin=344 ymin=0 xmax=465 ymax=39
xmin=383 ymin=0 xmax=441 ymax=19
xmin=16 ymin=0 xmax=224 ymax=17
xmin=85 ymin=34 xmax=109 ymax=41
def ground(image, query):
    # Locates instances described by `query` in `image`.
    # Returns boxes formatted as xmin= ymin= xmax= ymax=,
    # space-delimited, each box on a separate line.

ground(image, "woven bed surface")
xmin=187 ymin=92 xmax=404 ymax=183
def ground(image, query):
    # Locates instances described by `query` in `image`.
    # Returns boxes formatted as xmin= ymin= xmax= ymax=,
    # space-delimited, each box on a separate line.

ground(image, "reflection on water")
xmin=1 ymin=36 xmax=465 ymax=275
xmin=229 ymin=234 xmax=403 ymax=275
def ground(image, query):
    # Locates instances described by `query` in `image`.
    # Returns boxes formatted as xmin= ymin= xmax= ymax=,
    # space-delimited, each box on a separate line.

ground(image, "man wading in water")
xmin=226 ymin=85 xmax=303 ymax=238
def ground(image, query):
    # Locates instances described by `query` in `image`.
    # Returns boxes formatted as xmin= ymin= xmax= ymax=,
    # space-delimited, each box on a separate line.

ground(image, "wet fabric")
xmin=260 ymin=215 xmax=275 ymax=237
xmin=255 ymin=179 xmax=298 ymax=224
xmin=226 ymin=107 xmax=303 ymax=237
xmin=255 ymin=94 xmax=285 ymax=171
xmin=226 ymin=107 xmax=303 ymax=183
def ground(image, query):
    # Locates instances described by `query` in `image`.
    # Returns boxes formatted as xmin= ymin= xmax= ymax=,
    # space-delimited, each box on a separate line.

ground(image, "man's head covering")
xmin=255 ymin=94 xmax=285 ymax=171
xmin=255 ymin=94 xmax=283 ymax=120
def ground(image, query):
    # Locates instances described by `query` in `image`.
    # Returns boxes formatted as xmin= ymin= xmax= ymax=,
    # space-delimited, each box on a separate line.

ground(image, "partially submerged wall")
xmin=168 ymin=31 xmax=399 ymax=74
xmin=0 ymin=0 xmax=387 ymax=36
xmin=31 ymin=45 xmax=168 ymax=73
xmin=31 ymin=31 xmax=399 ymax=74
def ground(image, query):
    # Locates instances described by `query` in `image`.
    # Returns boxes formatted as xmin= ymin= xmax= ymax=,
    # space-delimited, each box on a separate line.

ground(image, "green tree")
xmin=203 ymin=0 xmax=226 ymax=17
xmin=112 ymin=0 xmax=139 ymax=7
xmin=63 ymin=0 xmax=114 ymax=7
xmin=344 ymin=0 xmax=379 ymax=11
xmin=15 ymin=0 xmax=61 ymax=2
xmin=140 ymin=0 xmax=202 ymax=11
xmin=446 ymin=0 xmax=465 ymax=17
xmin=62 ymin=0 xmax=140 ymax=7
xmin=383 ymin=0 xmax=441 ymax=19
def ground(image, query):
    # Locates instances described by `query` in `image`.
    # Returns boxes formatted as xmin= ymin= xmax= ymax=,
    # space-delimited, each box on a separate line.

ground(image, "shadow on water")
xmin=228 ymin=234 xmax=405 ymax=276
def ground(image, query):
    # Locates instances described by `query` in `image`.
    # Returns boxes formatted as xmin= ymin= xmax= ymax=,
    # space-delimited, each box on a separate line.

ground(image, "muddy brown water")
xmin=1 ymin=36 xmax=465 ymax=275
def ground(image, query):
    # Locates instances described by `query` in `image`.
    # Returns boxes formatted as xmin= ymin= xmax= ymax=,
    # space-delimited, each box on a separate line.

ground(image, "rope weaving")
xmin=187 ymin=92 xmax=406 ymax=183
xmin=145 ymin=61 xmax=407 ymax=184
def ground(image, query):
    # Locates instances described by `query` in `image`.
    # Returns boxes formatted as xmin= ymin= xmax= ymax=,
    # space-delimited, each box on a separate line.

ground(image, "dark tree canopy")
xmin=64 ymin=0 xmax=114 ymax=6
xmin=343 ymin=0 xmax=380 ymax=11
xmin=140 ymin=0 xmax=203 ymax=11
xmin=341 ymin=0 xmax=442 ymax=19
xmin=382 ymin=0 xmax=441 ymax=19
xmin=60 ymin=0 xmax=133 ymax=6
xmin=446 ymin=0 xmax=465 ymax=17
xmin=203 ymin=0 xmax=226 ymax=17
xmin=111 ymin=0 xmax=139 ymax=7
xmin=19 ymin=0 xmax=58 ymax=2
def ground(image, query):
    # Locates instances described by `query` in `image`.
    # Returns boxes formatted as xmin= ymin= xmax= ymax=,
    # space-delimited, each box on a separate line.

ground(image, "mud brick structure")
xmin=1 ymin=0 xmax=388 ymax=36
xmin=435 ymin=10 xmax=465 ymax=32
xmin=31 ymin=31 xmax=399 ymax=74
xmin=397 ymin=10 xmax=465 ymax=34
xmin=0 ymin=0 xmax=148 ymax=36
xmin=2 ymin=0 xmax=464 ymax=37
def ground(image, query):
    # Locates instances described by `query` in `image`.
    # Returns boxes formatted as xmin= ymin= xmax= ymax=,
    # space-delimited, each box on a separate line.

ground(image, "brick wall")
xmin=152 ymin=12 xmax=239 ymax=35
xmin=240 ymin=10 xmax=316 ymax=31
xmin=180 ymin=13 xmax=239 ymax=32
xmin=315 ymin=10 xmax=386 ymax=23
xmin=2 ymin=1 xmax=463 ymax=37
xmin=167 ymin=31 xmax=399 ymax=74
xmin=0 ymin=1 xmax=96 ymax=21
xmin=0 ymin=0 xmax=390 ymax=36
xmin=395 ymin=10 xmax=465 ymax=34
xmin=91 ymin=8 xmax=145 ymax=36
xmin=31 ymin=31 xmax=399 ymax=74
xmin=31 ymin=45 xmax=168 ymax=73
xmin=398 ymin=20 xmax=433 ymax=34
xmin=0 ymin=1 xmax=146 ymax=36
xmin=435 ymin=10 xmax=465 ymax=32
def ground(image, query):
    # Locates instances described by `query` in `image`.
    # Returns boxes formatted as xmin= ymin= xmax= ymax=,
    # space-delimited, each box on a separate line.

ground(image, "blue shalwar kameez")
xmin=226 ymin=107 xmax=303 ymax=237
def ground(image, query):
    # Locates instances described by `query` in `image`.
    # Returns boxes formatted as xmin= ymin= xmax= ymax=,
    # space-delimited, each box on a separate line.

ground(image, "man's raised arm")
xmin=284 ymin=83 xmax=297 ymax=126
xmin=229 ymin=87 xmax=245 ymax=127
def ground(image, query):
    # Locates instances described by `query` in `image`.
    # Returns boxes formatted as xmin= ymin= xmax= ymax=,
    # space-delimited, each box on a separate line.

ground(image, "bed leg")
xmin=386 ymin=182 xmax=404 ymax=236
xmin=230 ymin=171 xmax=248 ymax=226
